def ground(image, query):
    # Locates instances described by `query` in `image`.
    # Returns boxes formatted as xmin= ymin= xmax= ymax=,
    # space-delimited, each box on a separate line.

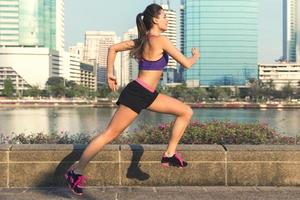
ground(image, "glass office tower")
xmin=184 ymin=0 xmax=258 ymax=86
xmin=0 ymin=0 xmax=64 ymax=51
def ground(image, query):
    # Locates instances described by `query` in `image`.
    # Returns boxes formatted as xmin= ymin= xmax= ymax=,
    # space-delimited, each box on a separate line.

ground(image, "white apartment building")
xmin=63 ymin=52 xmax=81 ymax=85
xmin=161 ymin=4 xmax=177 ymax=83
xmin=80 ymin=62 xmax=97 ymax=91
xmin=69 ymin=42 xmax=84 ymax=62
xmin=0 ymin=47 xmax=61 ymax=90
xmin=121 ymin=27 xmax=138 ymax=87
xmin=259 ymin=63 xmax=300 ymax=89
xmin=83 ymin=31 xmax=121 ymax=86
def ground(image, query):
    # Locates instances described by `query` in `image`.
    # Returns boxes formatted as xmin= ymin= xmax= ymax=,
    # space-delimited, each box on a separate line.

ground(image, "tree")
xmin=98 ymin=85 xmax=111 ymax=98
xmin=27 ymin=85 xmax=42 ymax=97
xmin=248 ymin=79 xmax=265 ymax=102
xmin=295 ymin=87 xmax=300 ymax=99
xmin=65 ymin=80 xmax=77 ymax=98
xmin=46 ymin=77 xmax=66 ymax=97
xmin=208 ymin=86 xmax=230 ymax=101
xmin=171 ymin=84 xmax=188 ymax=100
xmin=264 ymin=79 xmax=276 ymax=101
xmin=281 ymin=83 xmax=294 ymax=100
xmin=2 ymin=78 xmax=14 ymax=97
xmin=189 ymin=87 xmax=207 ymax=102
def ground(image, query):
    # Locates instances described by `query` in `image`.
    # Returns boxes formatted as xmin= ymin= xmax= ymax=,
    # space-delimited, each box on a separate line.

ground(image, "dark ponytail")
xmin=136 ymin=13 xmax=147 ymax=40
xmin=130 ymin=4 xmax=163 ymax=60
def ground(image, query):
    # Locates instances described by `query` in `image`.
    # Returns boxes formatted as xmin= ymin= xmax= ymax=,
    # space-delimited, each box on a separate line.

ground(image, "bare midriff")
xmin=137 ymin=70 xmax=163 ymax=91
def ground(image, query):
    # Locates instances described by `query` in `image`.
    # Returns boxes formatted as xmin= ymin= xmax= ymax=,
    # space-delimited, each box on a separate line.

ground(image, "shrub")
xmin=0 ymin=121 xmax=298 ymax=145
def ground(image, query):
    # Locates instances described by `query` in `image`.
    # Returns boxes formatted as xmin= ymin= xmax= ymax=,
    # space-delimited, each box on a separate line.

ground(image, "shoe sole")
xmin=161 ymin=163 xmax=184 ymax=169
xmin=64 ymin=173 xmax=83 ymax=196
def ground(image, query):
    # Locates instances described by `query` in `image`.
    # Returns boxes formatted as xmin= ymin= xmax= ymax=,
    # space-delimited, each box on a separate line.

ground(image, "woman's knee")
xmin=180 ymin=106 xmax=193 ymax=120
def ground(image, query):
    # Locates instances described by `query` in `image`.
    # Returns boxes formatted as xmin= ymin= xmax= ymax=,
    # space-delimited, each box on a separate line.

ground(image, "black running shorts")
xmin=116 ymin=80 xmax=159 ymax=114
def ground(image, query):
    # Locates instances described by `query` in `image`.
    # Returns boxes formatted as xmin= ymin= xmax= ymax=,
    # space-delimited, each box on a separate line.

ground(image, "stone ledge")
xmin=10 ymin=144 xmax=119 ymax=151
xmin=0 ymin=144 xmax=299 ymax=187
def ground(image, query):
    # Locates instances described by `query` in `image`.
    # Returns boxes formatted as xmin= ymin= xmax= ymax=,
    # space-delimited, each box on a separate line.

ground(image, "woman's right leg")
xmin=74 ymin=105 xmax=138 ymax=174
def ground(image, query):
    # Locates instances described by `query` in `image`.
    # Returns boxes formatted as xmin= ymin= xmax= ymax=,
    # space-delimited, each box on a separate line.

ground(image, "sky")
xmin=64 ymin=0 xmax=282 ymax=63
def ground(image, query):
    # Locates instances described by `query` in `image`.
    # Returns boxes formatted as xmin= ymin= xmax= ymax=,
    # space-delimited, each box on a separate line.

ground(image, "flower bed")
xmin=1 ymin=120 xmax=299 ymax=145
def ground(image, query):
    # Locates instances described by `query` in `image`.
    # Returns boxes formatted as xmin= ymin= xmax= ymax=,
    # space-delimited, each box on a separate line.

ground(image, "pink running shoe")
xmin=64 ymin=169 xmax=87 ymax=195
xmin=161 ymin=152 xmax=188 ymax=168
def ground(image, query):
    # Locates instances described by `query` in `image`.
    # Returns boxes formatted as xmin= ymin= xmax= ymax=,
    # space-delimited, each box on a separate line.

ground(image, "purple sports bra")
xmin=138 ymin=34 xmax=169 ymax=71
xmin=139 ymin=52 xmax=169 ymax=71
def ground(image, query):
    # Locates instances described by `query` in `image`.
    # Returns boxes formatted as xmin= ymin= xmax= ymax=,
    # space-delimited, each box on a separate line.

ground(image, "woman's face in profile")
xmin=155 ymin=9 xmax=168 ymax=32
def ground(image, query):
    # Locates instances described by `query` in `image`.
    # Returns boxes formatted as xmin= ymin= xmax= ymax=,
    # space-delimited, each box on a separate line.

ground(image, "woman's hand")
xmin=107 ymin=74 xmax=118 ymax=91
xmin=192 ymin=48 xmax=200 ymax=59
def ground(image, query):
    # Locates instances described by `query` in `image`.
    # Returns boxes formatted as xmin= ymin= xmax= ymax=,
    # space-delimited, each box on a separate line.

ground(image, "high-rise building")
xmin=121 ymin=27 xmax=138 ymax=87
xmin=184 ymin=0 xmax=258 ymax=87
xmin=0 ymin=0 xmax=64 ymax=51
xmin=179 ymin=0 xmax=185 ymax=82
xmin=161 ymin=4 xmax=177 ymax=84
xmin=83 ymin=31 xmax=121 ymax=86
xmin=283 ymin=0 xmax=300 ymax=62
xmin=180 ymin=0 xmax=184 ymax=54
xmin=0 ymin=0 xmax=65 ymax=92
xmin=69 ymin=43 xmax=84 ymax=61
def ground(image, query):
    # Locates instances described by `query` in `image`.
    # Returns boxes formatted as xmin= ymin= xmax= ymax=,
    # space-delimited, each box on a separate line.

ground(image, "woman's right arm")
xmin=159 ymin=36 xmax=200 ymax=69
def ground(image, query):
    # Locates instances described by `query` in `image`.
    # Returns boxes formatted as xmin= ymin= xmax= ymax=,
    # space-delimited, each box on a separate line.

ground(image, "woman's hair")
xmin=130 ymin=3 xmax=163 ymax=60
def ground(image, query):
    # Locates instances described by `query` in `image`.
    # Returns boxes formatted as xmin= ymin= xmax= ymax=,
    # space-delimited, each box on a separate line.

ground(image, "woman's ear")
xmin=152 ymin=17 xmax=159 ymax=25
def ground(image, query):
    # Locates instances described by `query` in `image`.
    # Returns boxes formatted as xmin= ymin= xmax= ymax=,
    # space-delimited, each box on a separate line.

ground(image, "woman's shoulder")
xmin=147 ymin=35 xmax=169 ymax=46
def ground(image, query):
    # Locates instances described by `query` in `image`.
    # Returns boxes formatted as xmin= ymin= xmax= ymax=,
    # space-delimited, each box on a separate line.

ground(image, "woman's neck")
xmin=148 ymin=28 xmax=162 ymax=36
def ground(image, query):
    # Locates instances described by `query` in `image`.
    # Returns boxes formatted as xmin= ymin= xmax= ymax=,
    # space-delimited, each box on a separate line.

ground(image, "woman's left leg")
xmin=147 ymin=93 xmax=193 ymax=156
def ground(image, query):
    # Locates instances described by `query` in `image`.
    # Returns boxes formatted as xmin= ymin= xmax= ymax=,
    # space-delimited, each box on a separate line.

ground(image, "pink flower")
xmin=159 ymin=124 xmax=167 ymax=130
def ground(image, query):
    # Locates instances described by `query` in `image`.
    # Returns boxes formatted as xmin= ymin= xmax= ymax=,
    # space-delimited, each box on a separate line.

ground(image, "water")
xmin=0 ymin=107 xmax=299 ymax=137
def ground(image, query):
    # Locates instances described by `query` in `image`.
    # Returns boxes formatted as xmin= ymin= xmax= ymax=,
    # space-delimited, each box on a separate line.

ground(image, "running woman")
xmin=65 ymin=3 xmax=200 ymax=195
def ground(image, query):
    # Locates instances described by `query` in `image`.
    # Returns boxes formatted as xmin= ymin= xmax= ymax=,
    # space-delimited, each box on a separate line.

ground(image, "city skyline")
xmin=64 ymin=0 xmax=282 ymax=64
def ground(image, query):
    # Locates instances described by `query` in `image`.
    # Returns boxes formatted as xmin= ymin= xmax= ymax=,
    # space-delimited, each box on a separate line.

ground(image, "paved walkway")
xmin=1 ymin=186 xmax=300 ymax=200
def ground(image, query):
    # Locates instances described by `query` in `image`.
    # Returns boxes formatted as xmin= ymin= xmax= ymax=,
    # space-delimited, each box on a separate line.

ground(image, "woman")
xmin=65 ymin=3 xmax=200 ymax=195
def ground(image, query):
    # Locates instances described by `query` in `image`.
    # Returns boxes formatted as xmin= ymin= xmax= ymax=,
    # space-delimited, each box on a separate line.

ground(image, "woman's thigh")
xmin=147 ymin=93 xmax=192 ymax=116
xmin=106 ymin=104 xmax=139 ymax=133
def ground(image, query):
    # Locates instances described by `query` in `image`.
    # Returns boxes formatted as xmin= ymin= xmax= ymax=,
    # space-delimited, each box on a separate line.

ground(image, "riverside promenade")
xmin=1 ymin=186 xmax=300 ymax=200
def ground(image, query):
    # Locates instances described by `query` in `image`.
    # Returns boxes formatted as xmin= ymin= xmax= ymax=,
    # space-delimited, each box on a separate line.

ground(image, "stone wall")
xmin=0 ymin=144 xmax=299 ymax=187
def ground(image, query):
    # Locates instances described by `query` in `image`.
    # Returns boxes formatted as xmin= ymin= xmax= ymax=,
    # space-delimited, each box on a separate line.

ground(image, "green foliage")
xmin=1 ymin=121 xmax=298 ymax=145
xmin=3 ymin=78 xmax=14 ymax=97
xmin=46 ymin=77 xmax=66 ymax=97
xmin=159 ymin=84 xmax=208 ymax=102
xmin=24 ymin=85 xmax=42 ymax=97
xmin=281 ymin=82 xmax=294 ymax=100
xmin=247 ymin=79 xmax=299 ymax=102
xmin=98 ymin=85 xmax=111 ymax=98
xmin=115 ymin=120 xmax=295 ymax=145
xmin=65 ymin=81 xmax=89 ymax=98
xmin=44 ymin=77 xmax=95 ymax=98
xmin=208 ymin=86 xmax=231 ymax=101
